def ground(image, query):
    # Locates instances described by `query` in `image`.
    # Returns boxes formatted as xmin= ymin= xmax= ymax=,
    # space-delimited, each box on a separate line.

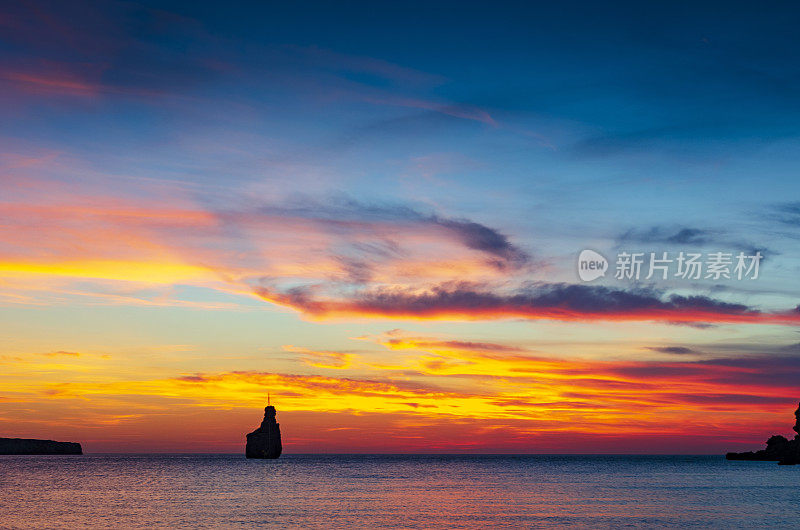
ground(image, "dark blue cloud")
xmin=645 ymin=346 xmax=699 ymax=355
xmin=617 ymin=225 xmax=771 ymax=261
xmin=773 ymin=202 xmax=800 ymax=227
xmin=255 ymin=281 xmax=774 ymax=323
xmin=619 ymin=226 xmax=714 ymax=246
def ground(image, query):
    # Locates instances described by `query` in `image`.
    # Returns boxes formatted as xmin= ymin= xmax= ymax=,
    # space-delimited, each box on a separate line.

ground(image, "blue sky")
xmin=1 ymin=1 xmax=799 ymax=452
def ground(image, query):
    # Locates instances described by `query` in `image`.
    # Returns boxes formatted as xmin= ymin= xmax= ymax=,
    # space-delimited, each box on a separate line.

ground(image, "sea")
xmin=1 ymin=454 xmax=798 ymax=528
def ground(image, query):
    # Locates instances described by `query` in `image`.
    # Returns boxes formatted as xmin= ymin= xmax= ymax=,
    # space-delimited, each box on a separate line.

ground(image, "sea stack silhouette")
xmin=726 ymin=401 xmax=800 ymax=465
xmin=245 ymin=404 xmax=282 ymax=459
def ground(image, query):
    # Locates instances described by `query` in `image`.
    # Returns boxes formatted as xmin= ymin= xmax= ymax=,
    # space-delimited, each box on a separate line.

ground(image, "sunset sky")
xmin=2 ymin=1 xmax=800 ymax=453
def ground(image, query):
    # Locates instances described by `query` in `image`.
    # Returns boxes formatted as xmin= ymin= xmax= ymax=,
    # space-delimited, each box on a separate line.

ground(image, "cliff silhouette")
xmin=246 ymin=405 xmax=282 ymax=459
xmin=726 ymin=402 xmax=800 ymax=465
xmin=0 ymin=437 xmax=82 ymax=455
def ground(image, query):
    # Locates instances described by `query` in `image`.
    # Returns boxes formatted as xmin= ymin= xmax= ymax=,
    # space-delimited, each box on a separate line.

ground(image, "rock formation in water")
xmin=0 ymin=437 xmax=82 ymax=455
xmin=726 ymin=402 xmax=800 ymax=465
xmin=245 ymin=405 xmax=282 ymax=459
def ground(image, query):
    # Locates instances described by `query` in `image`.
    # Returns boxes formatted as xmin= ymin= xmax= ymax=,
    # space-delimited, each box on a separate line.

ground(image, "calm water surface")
xmin=1 ymin=454 xmax=798 ymax=528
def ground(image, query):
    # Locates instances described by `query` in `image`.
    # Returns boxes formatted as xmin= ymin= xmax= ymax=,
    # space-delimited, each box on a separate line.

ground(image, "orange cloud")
xmin=1 ymin=70 xmax=101 ymax=96
xmin=43 ymin=350 xmax=80 ymax=357
xmin=282 ymin=345 xmax=356 ymax=369
xmin=3 ymin=330 xmax=800 ymax=452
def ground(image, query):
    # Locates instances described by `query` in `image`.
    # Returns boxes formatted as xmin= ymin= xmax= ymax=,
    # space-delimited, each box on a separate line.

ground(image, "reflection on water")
xmin=1 ymin=454 xmax=797 ymax=528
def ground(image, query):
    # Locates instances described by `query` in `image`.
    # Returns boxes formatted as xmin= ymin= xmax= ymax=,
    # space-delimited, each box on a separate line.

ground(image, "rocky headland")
xmin=726 ymin=402 xmax=800 ymax=465
xmin=0 ymin=437 xmax=82 ymax=455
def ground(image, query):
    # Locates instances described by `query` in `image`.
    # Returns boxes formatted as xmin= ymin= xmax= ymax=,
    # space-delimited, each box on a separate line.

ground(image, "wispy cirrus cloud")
xmin=619 ymin=226 xmax=715 ymax=246
xmin=359 ymin=95 xmax=498 ymax=127
xmin=0 ymin=1 xmax=225 ymax=103
xmin=2 ymin=163 xmax=796 ymax=327
xmin=280 ymin=44 xmax=446 ymax=87
xmin=43 ymin=350 xmax=81 ymax=357
xmin=259 ymin=196 xmax=531 ymax=270
xmin=1 ymin=69 xmax=102 ymax=97
xmin=373 ymin=329 xmax=528 ymax=354
xmin=771 ymin=202 xmax=800 ymax=228
xmin=282 ymin=345 xmax=356 ymax=369
xmin=0 ymin=167 xmax=533 ymax=306
xmin=616 ymin=225 xmax=770 ymax=258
